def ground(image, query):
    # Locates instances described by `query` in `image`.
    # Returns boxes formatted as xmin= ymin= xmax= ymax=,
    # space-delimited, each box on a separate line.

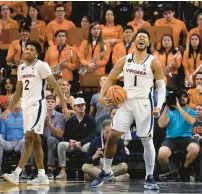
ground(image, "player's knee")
xmin=108 ymin=130 xmax=122 ymax=144
xmin=24 ymin=135 xmax=34 ymax=147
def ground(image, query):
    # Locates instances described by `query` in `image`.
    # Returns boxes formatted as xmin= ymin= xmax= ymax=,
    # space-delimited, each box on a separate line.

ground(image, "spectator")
xmin=127 ymin=5 xmax=151 ymax=34
xmin=89 ymin=76 xmax=113 ymax=120
xmin=6 ymin=23 xmax=30 ymax=76
xmin=112 ymin=25 xmax=136 ymax=66
xmin=55 ymin=79 xmax=75 ymax=115
xmin=0 ymin=100 xmax=24 ymax=177
xmin=82 ymin=119 xmax=129 ymax=182
xmin=193 ymin=104 xmax=202 ymax=139
xmin=0 ymin=77 xmax=16 ymax=112
xmin=188 ymin=72 xmax=202 ymax=109
xmin=101 ymin=9 xmax=123 ymax=73
xmin=158 ymin=90 xmax=199 ymax=181
xmin=46 ymin=4 xmax=76 ymax=47
xmin=26 ymin=3 xmax=46 ymax=59
xmin=45 ymin=30 xmax=79 ymax=81
xmin=56 ymin=97 xmax=96 ymax=179
xmin=79 ymin=22 xmax=110 ymax=75
xmin=154 ymin=5 xmax=188 ymax=48
xmin=80 ymin=15 xmax=90 ymax=29
xmin=183 ymin=34 xmax=202 ymax=84
xmin=153 ymin=34 xmax=181 ymax=88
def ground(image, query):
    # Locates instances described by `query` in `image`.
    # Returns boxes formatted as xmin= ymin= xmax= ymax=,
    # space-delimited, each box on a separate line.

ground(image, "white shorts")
xmin=112 ymin=98 xmax=154 ymax=138
xmin=22 ymin=99 xmax=47 ymax=134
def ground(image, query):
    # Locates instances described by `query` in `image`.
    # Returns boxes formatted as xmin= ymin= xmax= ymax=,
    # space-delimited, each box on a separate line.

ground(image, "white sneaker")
xmin=27 ymin=175 xmax=50 ymax=185
xmin=3 ymin=172 xmax=19 ymax=185
xmin=112 ymin=173 xmax=130 ymax=182
xmin=55 ymin=170 xmax=67 ymax=179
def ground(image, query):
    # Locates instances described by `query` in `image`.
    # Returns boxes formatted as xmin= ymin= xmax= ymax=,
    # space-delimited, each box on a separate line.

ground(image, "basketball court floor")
xmin=0 ymin=179 xmax=202 ymax=193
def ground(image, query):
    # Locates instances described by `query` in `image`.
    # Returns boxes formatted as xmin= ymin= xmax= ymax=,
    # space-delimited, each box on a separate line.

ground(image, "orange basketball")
xmin=106 ymin=85 xmax=126 ymax=105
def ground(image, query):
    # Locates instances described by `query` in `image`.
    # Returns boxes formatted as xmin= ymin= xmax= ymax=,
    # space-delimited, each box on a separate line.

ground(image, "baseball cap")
xmin=74 ymin=98 xmax=86 ymax=105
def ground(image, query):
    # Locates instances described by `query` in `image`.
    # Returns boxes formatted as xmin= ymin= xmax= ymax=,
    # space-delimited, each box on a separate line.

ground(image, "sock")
xmin=141 ymin=137 xmax=155 ymax=179
xmin=103 ymin=158 xmax=113 ymax=174
xmin=38 ymin=169 xmax=45 ymax=177
xmin=14 ymin=167 xmax=22 ymax=176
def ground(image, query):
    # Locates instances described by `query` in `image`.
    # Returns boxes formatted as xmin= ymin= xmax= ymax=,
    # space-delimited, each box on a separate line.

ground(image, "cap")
xmin=74 ymin=98 xmax=86 ymax=105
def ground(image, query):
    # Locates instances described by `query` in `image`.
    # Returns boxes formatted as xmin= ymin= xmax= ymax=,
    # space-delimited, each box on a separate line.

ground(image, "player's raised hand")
xmin=152 ymin=107 xmax=160 ymax=117
xmin=2 ymin=109 xmax=11 ymax=120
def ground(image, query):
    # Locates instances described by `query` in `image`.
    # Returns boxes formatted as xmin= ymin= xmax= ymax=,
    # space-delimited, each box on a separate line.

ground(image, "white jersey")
xmin=18 ymin=60 xmax=52 ymax=110
xmin=123 ymin=53 xmax=155 ymax=99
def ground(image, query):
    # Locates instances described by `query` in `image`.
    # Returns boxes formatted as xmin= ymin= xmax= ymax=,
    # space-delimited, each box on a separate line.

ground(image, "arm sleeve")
xmin=17 ymin=65 xmax=22 ymax=81
xmin=156 ymin=80 xmax=166 ymax=110
xmin=38 ymin=62 xmax=53 ymax=79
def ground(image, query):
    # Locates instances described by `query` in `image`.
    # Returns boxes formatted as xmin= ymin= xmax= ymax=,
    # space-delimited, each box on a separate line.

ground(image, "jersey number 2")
xmin=24 ymin=80 xmax=30 ymax=90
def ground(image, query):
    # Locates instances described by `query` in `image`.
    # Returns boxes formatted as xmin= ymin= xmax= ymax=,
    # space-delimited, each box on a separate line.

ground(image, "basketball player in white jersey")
xmin=2 ymin=41 xmax=69 ymax=185
xmin=91 ymin=29 xmax=166 ymax=190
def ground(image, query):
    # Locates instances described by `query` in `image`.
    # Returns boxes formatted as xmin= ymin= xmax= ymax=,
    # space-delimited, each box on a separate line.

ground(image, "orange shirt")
xmin=0 ymin=18 xmax=19 ymax=50
xmin=46 ymin=19 xmax=76 ymax=46
xmin=79 ymin=40 xmax=111 ymax=75
xmin=153 ymin=51 xmax=181 ymax=74
xmin=183 ymin=50 xmax=202 ymax=80
xmin=0 ymin=95 xmax=10 ymax=110
xmin=188 ymin=88 xmax=202 ymax=109
xmin=127 ymin=19 xmax=151 ymax=33
xmin=155 ymin=17 xmax=188 ymax=48
xmin=112 ymin=41 xmax=136 ymax=65
xmin=44 ymin=45 xmax=79 ymax=81
xmin=10 ymin=1 xmax=28 ymax=17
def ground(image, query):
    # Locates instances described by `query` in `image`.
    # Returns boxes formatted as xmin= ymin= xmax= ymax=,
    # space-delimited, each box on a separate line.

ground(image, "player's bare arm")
xmin=99 ymin=56 xmax=126 ymax=106
xmin=2 ymin=81 xmax=23 ymax=120
xmin=151 ymin=58 xmax=166 ymax=117
xmin=46 ymin=75 xmax=70 ymax=119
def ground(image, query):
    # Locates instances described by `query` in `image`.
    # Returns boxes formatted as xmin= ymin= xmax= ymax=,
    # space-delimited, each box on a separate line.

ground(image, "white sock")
xmin=103 ymin=158 xmax=113 ymax=174
xmin=38 ymin=169 xmax=45 ymax=177
xmin=141 ymin=137 xmax=155 ymax=179
xmin=14 ymin=167 xmax=22 ymax=176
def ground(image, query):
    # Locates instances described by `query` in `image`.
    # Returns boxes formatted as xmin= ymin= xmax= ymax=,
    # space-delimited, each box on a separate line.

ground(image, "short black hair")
xmin=25 ymin=40 xmax=41 ymax=55
xmin=123 ymin=25 xmax=134 ymax=32
xmin=19 ymin=23 xmax=31 ymax=33
xmin=55 ymin=4 xmax=65 ymax=12
xmin=163 ymin=5 xmax=174 ymax=13
xmin=134 ymin=5 xmax=144 ymax=13
xmin=54 ymin=29 xmax=67 ymax=37
xmin=196 ymin=72 xmax=202 ymax=77
xmin=134 ymin=28 xmax=150 ymax=40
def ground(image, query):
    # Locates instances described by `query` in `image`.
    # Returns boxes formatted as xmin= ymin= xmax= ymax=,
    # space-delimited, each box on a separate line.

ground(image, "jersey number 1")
xmin=134 ymin=75 xmax=137 ymax=86
xmin=24 ymin=80 xmax=30 ymax=90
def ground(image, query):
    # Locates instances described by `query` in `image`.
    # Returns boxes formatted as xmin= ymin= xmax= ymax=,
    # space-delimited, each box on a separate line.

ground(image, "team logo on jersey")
xmin=126 ymin=68 xmax=146 ymax=75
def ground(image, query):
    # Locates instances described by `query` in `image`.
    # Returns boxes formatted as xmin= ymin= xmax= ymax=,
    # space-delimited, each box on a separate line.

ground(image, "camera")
xmin=166 ymin=91 xmax=177 ymax=106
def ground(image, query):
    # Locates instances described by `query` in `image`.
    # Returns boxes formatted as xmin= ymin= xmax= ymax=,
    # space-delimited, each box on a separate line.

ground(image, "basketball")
xmin=106 ymin=85 xmax=126 ymax=105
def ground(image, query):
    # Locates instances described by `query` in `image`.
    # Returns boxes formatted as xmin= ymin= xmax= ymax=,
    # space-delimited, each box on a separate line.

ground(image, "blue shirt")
xmin=0 ymin=111 xmax=24 ymax=141
xmin=166 ymin=107 xmax=197 ymax=138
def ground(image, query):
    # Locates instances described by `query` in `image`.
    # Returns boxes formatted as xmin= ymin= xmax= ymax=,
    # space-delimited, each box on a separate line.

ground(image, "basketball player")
xmin=2 ymin=41 xmax=69 ymax=185
xmin=91 ymin=29 xmax=166 ymax=190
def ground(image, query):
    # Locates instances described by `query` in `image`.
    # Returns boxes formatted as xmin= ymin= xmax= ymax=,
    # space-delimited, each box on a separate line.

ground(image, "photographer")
xmin=158 ymin=90 xmax=200 ymax=180
xmin=82 ymin=119 xmax=129 ymax=182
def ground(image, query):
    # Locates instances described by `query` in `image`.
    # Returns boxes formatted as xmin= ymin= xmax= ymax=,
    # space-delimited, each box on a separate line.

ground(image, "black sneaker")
xmin=47 ymin=169 xmax=54 ymax=179
xmin=20 ymin=169 xmax=29 ymax=179
xmin=144 ymin=175 xmax=159 ymax=190
xmin=30 ymin=169 xmax=37 ymax=180
xmin=0 ymin=167 xmax=3 ymax=178
xmin=180 ymin=167 xmax=190 ymax=182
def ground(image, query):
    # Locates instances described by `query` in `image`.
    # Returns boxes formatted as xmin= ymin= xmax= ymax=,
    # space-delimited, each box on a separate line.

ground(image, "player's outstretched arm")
xmin=99 ymin=56 xmax=125 ymax=106
xmin=46 ymin=75 xmax=70 ymax=119
xmin=2 ymin=81 xmax=23 ymax=120
xmin=151 ymin=58 xmax=166 ymax=117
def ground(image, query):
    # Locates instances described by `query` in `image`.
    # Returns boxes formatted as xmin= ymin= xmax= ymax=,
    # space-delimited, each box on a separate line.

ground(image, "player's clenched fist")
xmin=2 ymin=109 xmax=11 ymax=120
xmin=152 ymin=107 xmax=160 ymax=117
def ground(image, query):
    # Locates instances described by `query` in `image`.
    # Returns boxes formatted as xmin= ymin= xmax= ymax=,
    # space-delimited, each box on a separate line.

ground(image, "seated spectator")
xmin=45 ymin=30 xmax=79 ymax=81
xmin=188 ymin=72 xmax=202 ymax=109
xmin=158 ymin=90 xmax=200 ymax=181
xmin=153 ymin=34 xmax=181 ymax=88
xmin=26 ymin=3 xmax=46 ymax=59
xmin=46 ymin=4 xmax=76 ymax=47
xmin=193 ymin=104 xmax=202 ymax=145
xmin=55 ymin=79 xmax=75 ymax=115
xmin=127 ymin=5 xmax=151 ymax=34
xmin=183 ymin=34 xmax=202 ymax=85
xmin=79 ymin=22 xmax=110 ymax=75
xmin=56 ymin=98 xmax=96 ymax=179
xmin=0 ymin=77 xmax=16 ymax=112
xmin=6 ymin=23 xmax=30 ymax=76
xmin=154 ymin=5 xmax=188 ymax=49
xmin=21 ymin=94 xmax=66 ymax=179
xmin=82 ymin=119 xmax=129 ymax=182
xmin=89 ymin=76 xmax=113 ymax=120
xmin=112 ymin=25 xmax=136 ymax=66
xmin=0 ymin=100 xmax=24 ymax=177
xmin=80 ymin=15 xmax=90 ymax=29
